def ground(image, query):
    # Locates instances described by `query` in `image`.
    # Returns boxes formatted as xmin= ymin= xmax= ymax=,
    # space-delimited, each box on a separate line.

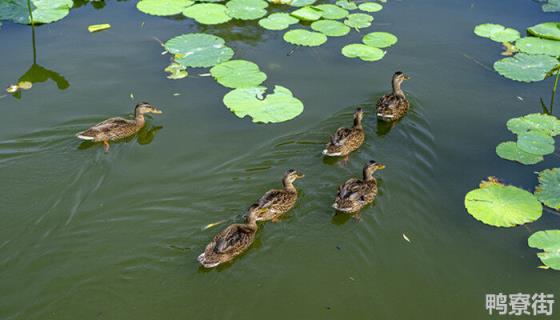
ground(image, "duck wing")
xmin=213 ymin=224 xmax=253 ymax=254
xmin=330 ymin=127 xmax=354 ymax=146
xmin=77 ymin=117 xmax=135 ymax=140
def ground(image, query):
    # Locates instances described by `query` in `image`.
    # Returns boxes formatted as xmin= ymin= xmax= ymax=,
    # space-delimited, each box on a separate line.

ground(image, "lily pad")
xmin=362 ymin=32 xmax=398 ymax=48
xmin=474 ymin=23 xmax=521 ymax=43
xmin=182 ymin=3 xmax=231 ymax=25
xmin=528 ymin=230 xmax=560 ymax=270
xmin=493 ymin=53 xmax=558 ymax=82
xmin=223 ymin=85 xmax=304 ymax=123
xmin=283 ymin=29 xmax=327 ymax=47
xmin=210 ymin=60 xmax=267 ymax=89
xmin=1 ymin=0 xmax=74 ymax=24
xmin=517 ymin=131 xmax=555 ymax=156
xmin=311 ymin=20 xmax=350 ymax=37
xmin=164 ymin=63 xmax=188 ymax=79
xmin=515 ymin=37 xmax=560 ymax=57
xmin=335 ymin=0 xmax=357 ymax=10
xmin=344 ymin=13 xmax=373 ymax=29
xmin=258 ymin=13 xmax=298 ymax=30
xmin=342 ymin=44 xmax=384 ymax=61
xmin=291 ymin=6 xmax=322 ymax=21
xmin=137 ymin=0 xmax=194 ymax=16
xmin=535 ymin=168 xmax=560 ymax=210
xmin=464 ymin=179 xmax=542 ymax=227
xmin=496 ymin=141 xmax=543 ymax=165
xmin=226 ymin=0 xmax=268 ymax=20
xmin=313 ymin=4 xmax=348 ymax=20
xmin=289 ymin=0 xmax=316 ymax=7
xmin=164 ymin=33 xmax=234 ymax=68
xmin=358 ymin=2 xmax=382 ymax=12
xmin=528 ymin=22 xmax=560 ymax=41
xmin=506 ymin=113 xmax=560 ymax=136
xmin=543 ymin=0 xmax=560 ymax=12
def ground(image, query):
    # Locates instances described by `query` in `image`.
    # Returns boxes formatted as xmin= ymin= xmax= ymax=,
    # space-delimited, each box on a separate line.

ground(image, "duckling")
xmin=322 ymin=108 xmax=365 ymax=161
xmin=197 ymin=204 xmax=261 ymax=268
xmin=254 ymin=169 xmax=304 ymax=222
xmin=76 ymin=102 xmax=162 ymax=152
xmin=333 ymin=160 xmax=385 ymax=214
xmin=376 ymin=72 xmax=410 ymax=122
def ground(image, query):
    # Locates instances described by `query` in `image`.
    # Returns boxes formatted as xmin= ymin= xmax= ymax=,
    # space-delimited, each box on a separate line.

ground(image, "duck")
xmin=76 ymin=102 xmax=162 ymax=152
xmin=333 ymin=160 xmax=385 ymax=214
xmin=254 ymin=169 xmax=305 ymax=222
xmin=322 ymin=108 xmax=365 ymax=161
xmin=197 ymin=204 xmax=261 ymax=268
xmin=376 ymin=71 xmax=410 ymax=122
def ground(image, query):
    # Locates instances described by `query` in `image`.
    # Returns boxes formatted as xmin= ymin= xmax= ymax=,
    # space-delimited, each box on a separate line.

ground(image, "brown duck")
xmin=333 ymin=160 xmax=385 ymax=214
xmin=76 ymin=102 xmax=162 ymax=152
xmin=376 ymin=72 xmax=410 ymax=122
xmin=197 ymin=204 xmax=261 ymax=268
xmin=254 ymin=169 xmax=304 ymax=222
xmin=322 ymin=108 xmax=365 ymax=160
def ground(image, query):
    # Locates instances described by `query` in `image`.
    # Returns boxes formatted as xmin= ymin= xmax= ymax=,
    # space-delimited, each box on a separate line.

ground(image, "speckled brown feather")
xmin=323 ymin=109 xmax=365 ymax=157
xmin=376 ymin=94 xmax=409 ymax=122
xmin=334 ymin=178 xmax=378 ymax=213
xmin=255 ymin=189 xmax=298 ymax=221
xmin=198 ymin=223 xmax=257 ymax=267
xmin=76 ymin=117 xmax=142 ymax=142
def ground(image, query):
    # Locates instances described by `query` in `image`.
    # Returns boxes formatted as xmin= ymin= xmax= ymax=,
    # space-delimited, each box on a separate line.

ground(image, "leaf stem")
xmin=549 ymin=67 xmax=560 ymax=114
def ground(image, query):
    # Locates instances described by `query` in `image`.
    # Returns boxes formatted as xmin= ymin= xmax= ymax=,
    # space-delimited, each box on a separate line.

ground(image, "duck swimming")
xmin=254 ymin=169 xmax=304 ymax=222
xmin=376 ymin=72 xmax=410 ymax=122
xmin=197 ymin=204 xmax=261 ymax=268
xmin=76 ymin=102 xmax=162 ymax=152
xmin=333 ymin=160 xmax=385 ymax=214
xmin=322 ymin=108 xmax=365 ymax=161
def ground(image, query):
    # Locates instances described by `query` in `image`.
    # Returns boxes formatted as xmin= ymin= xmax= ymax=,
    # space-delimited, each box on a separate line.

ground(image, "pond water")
xmin=1 ymin=0 xmax=559 ymax=319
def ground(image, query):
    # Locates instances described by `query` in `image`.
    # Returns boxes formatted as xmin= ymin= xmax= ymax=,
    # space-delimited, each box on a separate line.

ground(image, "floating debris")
xmin=403 ymin=233 xmax=411 ymax=242
xmin=6 ymin=81 xmax=32 ymax=93
xmin=88 ymin=24 xmax=111 ymax=33
xmin=202 ymin=219 xmax=226 ymax=230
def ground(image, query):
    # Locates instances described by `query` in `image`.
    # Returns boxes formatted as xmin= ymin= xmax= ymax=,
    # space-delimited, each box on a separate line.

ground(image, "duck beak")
xmin=296 ymin=173 xmax=305 ymax=178
xmin=404 ymin=75 xmax=411 ymax=80
xmin=151 ymin=108 xmax=163 ymax=114
xmin=376 ymin=164 xmax=386 ymax=170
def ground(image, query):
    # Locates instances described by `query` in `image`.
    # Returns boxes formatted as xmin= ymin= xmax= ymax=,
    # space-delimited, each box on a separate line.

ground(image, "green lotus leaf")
xmin=226 ymin=0 xmax=268 ymax=20
xmin=516 ymin=37 xmax=560 ymax=56
xmin=164 ymin=33 xmax=234 ymax=68
xmin=342 ymin=44 xmax=384 ymax=61
xmin=336 ymin=0 xmax=357 ymax=10
xmin=528 ymin=230 xmax=560 ymax=270
xmin=535 ymin=168 xmax=560 ymax=210
xmin=258 ymin=13 xmax=299 ymax=30
xmin=517 ymin=131 xmax=555 ymax=155
xmin=1 ymin=0 xmax=74 ymax=24
xmin=291 ymin=6 xmax=322 ymax=21
xmin=493 ymin=53 xmax=559 ymax=83
xmin=223 ymin=85 xmax=304 ymax=123
xmin=182 ymin=3 xmax=231 ymax=25
xmin=289 ymin=0 xmax=317 ymax=7
xmin=495 ymin=141 xmax=543 ymax=165
xmin=528 ymin=22 xmax=560 ymax=41
xmin=362 ymin=31 xmax=398 ymax=48
xmin=543 ymin=0 xmax=560 ymax=12
xmin=344 ymin=13 xmax=373 ymax=29
xmin=474 ymin=23 xmax=521 ymax=43
xmin=310 ymin=20 xmax=350 ymax=37
xmin=137 ymin=0 xmax=194 ymax=16
xmin=210 ymin=60 xmax=267 ymax=89
xmin=283 ymin=29 xmax=327 ymax=46
xmin=198 ymin=0 xmax=226 ymax=2
xmin=464 ymin=179 xmax=542 ymax=227
xmin=506 ymin=113 xmax=560 ymax=136
xmin=358 ymin=2 xmax=382 ymax=12
xmin=313 ymin=4 xmax=348 ymax=20
xmin=164 ymin=62 xmax=188 ymax=80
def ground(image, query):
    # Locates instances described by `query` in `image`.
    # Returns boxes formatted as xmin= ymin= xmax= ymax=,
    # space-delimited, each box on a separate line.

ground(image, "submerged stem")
xmin=549 ymin=68 xmax=560 ymax=114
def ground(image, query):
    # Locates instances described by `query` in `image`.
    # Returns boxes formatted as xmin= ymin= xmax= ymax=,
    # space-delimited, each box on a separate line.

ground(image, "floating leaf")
xmin=182 ymin=3 xmax=231 ymax=25
xmin=164 ymin=63 xmax=188 ymax=79
xmin=506 ymin=113 xmax=560 ymax=136
xmin=358 ymin=2 xmax=382 ymax=12
xmin=493 ymin=53 xmax=558 ymax=83
xmin=310 ymin=20 xmax=350 ymax=37
xmin=528 ymin=230 xmax=560 ymax=270
xmin=515 ymin=37 xmax=560 ymax=57
xmin=362 ymin=32 xmax=398 ymax=48
xmin=464 ymin=179 xmax=542 ymax=227
xmin=517 ymin=131 xmax=555 ymax=156
xmin=164 ymin=33 xmax=234 ymax=68
xmin=344 ymin=13 xmax=373 ymax=29
xmin=474 ymin=23 xmax=521 ymax=43
xmin=313 ymin=4 xmax=348 ymax=20
xmin=223 ymin=85 xmax=304 ymax=123
xmin=289 ymin=0 xmax=317 ymax=7
xmin=17 ymin=81 xmax=32 ymax=90
xmin=496 ymin=141 xmax=543 ymax=165
xmin=543 ymin=0 xmax=560 ymax=12
xmin=535 ymin=168 xmax=560 ymax=210
xmin=258 ymin=13 xmax=298 ymax=30
xmin=528 ymin=22 xmax=560 ymax=41
xmin=1 ymin=0 xmax=74 ymax=25
xmin=88 ymin=24 xmax=111 ymax=33
xmin=336 ymin=0 xmax=357 ymax=10
xmin=210 ymin=60 xmax=267 ymax=89
xmin=342 ymin=44 xmax=384 ymax=61
xmin=284 ymin=29 xmax=327 ymax=46
xmin=137 ymin=0 xmax=194 ymax=16
xmin=291 ymin=6 xmax=322 ymax=21
xmin=226 ymin=0 xmax=268 ymax=20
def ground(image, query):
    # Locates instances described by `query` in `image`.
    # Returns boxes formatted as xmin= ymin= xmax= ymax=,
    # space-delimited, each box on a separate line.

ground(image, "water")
xmin=1 ymin=0 xmax=559 ymax=319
